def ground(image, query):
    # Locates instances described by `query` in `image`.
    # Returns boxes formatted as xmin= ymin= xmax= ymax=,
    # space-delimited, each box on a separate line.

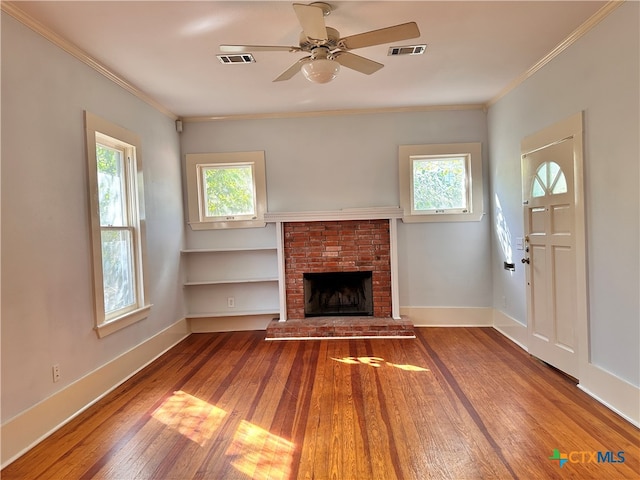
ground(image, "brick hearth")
xmin=265 ymin=316 xmax=415 ymax=339
xmin=283 ymin=219 xmax=392 ymax=319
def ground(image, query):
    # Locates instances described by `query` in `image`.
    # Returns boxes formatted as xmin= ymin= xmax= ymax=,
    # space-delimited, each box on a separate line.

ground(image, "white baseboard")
xmin=492 ymin=309 xmax=528 ymax=351
xmin=188 ymin=314 xmax=275 ymax=332
xmin=578 ymin=363 xmax=640 ymax=427
xmin=400 ymin=306 xmax=493 ymax=327
xmin=0 ymin=318 xmax=190 ymax=469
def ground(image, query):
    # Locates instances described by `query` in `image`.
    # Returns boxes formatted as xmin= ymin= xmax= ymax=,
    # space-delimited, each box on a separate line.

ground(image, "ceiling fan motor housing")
xmin=299 ymin=26 xmax=340 ymax=51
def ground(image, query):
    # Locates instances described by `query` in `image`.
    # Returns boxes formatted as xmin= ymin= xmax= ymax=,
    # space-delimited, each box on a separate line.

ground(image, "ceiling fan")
xmin=220 ymin=2 xmax=421 ymax=84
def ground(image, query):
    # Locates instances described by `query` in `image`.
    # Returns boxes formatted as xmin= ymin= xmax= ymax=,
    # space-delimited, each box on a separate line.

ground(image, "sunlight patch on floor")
xmin=226 ymin=420 xmax=295 ymax=480
xmin=332 ymin=356 xmax=430 ymax=371
xmin=151 ymin=390 xmax=227 ymax=446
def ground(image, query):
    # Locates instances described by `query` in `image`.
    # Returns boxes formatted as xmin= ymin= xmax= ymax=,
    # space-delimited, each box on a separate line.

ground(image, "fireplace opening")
xmin=303 ymin=271 xmax=373 ymax=317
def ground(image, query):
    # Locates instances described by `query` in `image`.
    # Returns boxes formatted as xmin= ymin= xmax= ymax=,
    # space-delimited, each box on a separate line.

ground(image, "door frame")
xmin=521 ymin=112 xmax=588 ymax=380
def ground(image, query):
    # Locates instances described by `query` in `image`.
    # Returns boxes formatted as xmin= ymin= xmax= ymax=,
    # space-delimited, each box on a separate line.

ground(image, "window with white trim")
xmin=399 ymin=143 xmax=484 ymax=222
xmin=85 ymin=112 xmax=150 ymax=337
xmin=186 ymin=151 xmax=267 ymax=230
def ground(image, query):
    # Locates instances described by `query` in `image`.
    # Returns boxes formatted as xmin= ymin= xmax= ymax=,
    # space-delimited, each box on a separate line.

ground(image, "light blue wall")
xmin=1 ymin=14 xmax=185 ymax=422
xmin=488 ymin=2 xmax=640 ymax=386
xmin=181 ymin=109 xmax=492 ymax=308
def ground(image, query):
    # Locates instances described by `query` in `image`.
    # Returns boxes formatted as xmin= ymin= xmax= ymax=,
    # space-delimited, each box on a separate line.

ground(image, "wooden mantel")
xmin=264 ymin=206 xmax=403 ymax=223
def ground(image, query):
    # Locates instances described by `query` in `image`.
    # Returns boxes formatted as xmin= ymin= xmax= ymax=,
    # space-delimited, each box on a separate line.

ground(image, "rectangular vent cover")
xmin=388 ymin=44 xmax=427 ymax=56
xmin=217 ymin=54 xmax=256 ymax=64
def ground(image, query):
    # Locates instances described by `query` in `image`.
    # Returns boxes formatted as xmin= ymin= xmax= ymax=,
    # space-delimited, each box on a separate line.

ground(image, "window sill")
xmin=189 ymin=220 xmax=266 ymax=230
xmin=402 ymin=211 xmax=484 ymax=223
xmin=95 ymin=304 xmax=152 ymax=338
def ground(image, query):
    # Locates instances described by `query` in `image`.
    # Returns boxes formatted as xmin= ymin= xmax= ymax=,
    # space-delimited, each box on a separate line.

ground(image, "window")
xmin=186 ymin=151 xmax=267 ymax=230
xmin=85 ymin=112 xmax=150 ymax=337
xmin=399 ymin=143 xmax=483 ymax=222
xmin=531 ymin=161 xmax=567 ymax=197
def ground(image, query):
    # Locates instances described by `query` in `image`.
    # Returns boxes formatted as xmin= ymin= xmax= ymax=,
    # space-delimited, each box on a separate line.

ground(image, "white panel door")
xmin=522 ymin=138 xmax=579 ymax=378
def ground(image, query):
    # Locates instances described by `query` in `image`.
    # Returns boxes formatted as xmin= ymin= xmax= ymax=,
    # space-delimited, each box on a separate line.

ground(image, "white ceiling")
xmin=10 ymin=1 xmax=608 ymax=118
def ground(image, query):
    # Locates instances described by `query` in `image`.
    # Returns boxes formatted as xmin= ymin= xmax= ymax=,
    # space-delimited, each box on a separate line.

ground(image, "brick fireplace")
xmin=283 ymin=219 xmax=392 ymax=320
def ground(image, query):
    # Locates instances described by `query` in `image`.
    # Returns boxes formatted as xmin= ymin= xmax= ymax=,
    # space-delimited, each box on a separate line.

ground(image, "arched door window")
xmin=531 ymin=161 xmax=568 ymax=197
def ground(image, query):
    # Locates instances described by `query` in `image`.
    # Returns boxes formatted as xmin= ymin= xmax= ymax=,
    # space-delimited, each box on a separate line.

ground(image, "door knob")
xmin=521 ymin=258 xmax=530 ymax=264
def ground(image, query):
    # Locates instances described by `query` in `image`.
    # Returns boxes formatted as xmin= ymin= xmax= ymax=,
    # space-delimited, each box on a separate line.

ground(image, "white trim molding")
xmin=0 ymin=319 xmax=190 ymax=469
xmin=182 ymin=104 xmax=485 ymax=123
xmin=264 ymin=206 xmax=403 ymax=223
xmin=399 ymin=143 xmax=484 ymax=223
xmin=579 ymin=364 xmax=640 ymax=427
xmin=492 ymin=309 xmax=528 ymax=352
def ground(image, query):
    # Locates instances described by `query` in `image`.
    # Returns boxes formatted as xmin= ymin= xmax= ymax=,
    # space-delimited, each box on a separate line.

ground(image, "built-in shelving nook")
xmin=182 ymin=207 xmax=402 ymax=331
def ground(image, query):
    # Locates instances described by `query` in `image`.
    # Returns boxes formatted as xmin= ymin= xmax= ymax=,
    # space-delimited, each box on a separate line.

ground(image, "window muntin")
xmin=399 ymin=143 xmax=483 ymax=223
xmin=411 ymin=154 xmax=470 ymax=214
xmin=197 ymin=163 xmax=257 ymax=220
xmin=85 ymin=112 xmax=150 ymax=337
xmin=186 ymin=151 xmax=267 ymax=230
xmin=531 ymin=161 xmax=568 ymax=197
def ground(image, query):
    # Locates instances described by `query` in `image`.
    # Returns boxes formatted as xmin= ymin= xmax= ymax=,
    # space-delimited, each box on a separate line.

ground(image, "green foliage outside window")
xmin=412 ymin=157 xmax=468 ymax=211
xmin=203 ymin=165 xmax=256 ymax=217
xmin=96 ymin=143 xmax=125 ymax=226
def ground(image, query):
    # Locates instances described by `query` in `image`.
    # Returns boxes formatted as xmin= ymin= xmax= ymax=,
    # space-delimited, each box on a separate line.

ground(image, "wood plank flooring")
xmin=3 ymin=328 xmax=638 ymax=479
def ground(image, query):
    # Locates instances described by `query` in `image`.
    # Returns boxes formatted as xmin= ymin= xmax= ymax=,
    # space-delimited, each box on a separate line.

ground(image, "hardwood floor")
xmin=3 ymin=328 xmax=638 ymax=479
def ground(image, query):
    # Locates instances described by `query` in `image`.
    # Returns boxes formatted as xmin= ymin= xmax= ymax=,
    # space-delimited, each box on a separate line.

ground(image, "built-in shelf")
xmin=184 ymin=277 xmax=279 ymax=286
xmin=181 ymin=247 xmax=277 ymax=254
xmin=186 ymin=309 xmax=279 ymax=319
xmin=182 ymin=242 xmax=280 ymax=321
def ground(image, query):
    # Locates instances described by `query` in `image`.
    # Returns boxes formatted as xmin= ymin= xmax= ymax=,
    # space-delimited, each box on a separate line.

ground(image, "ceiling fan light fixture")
xmin=301 ymin=59 xmax=340 ymax=83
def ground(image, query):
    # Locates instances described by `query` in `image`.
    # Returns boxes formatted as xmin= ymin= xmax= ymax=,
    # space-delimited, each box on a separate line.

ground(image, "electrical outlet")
xmin=227 ymin=296 xmax=235 ymax=308
xmin=52 ymin=364 xmax=61 ymax=383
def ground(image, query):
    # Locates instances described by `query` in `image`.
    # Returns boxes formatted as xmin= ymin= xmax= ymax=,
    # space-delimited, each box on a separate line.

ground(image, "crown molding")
xmin=486 ymin=1 xmax=624 ymax=108
xmin=1 ymin=1 xmax=178 ymax=121
xmin=181 ymin=103 xmax=485 ymax=123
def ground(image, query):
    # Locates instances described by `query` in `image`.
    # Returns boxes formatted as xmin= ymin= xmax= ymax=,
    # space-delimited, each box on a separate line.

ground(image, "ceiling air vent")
xmin=388 ymin=44 xmax=427 ymax=56
xmin=217 ymin=53 xmax=256 ymax=64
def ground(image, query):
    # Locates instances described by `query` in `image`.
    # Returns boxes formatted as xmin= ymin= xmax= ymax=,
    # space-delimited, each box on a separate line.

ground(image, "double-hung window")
xmin=186 ymin=151 xmax=267 ymax=229
xmin=85 ymin=112 xmax=150 ymax=337
xmin=399 ymin=143 xmax=484 ymax=222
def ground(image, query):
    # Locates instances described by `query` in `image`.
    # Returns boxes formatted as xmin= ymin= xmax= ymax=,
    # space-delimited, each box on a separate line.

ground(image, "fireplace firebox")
xmin=303 ymin=271 xmax=373 ymax=317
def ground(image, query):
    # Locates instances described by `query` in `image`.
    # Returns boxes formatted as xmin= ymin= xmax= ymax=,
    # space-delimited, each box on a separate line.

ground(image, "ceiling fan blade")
xmin=333 ymin=51 xmax=383 ymax=75
xmin=220 ymin=44 xmax=301 ymax=53
xmin=273 ymin=57 xmax=311 ymax=82
xmin=293 ymin=3 xmax=328 ymax=42
xmin=338 ymin=22 xmax=420 ymax=50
